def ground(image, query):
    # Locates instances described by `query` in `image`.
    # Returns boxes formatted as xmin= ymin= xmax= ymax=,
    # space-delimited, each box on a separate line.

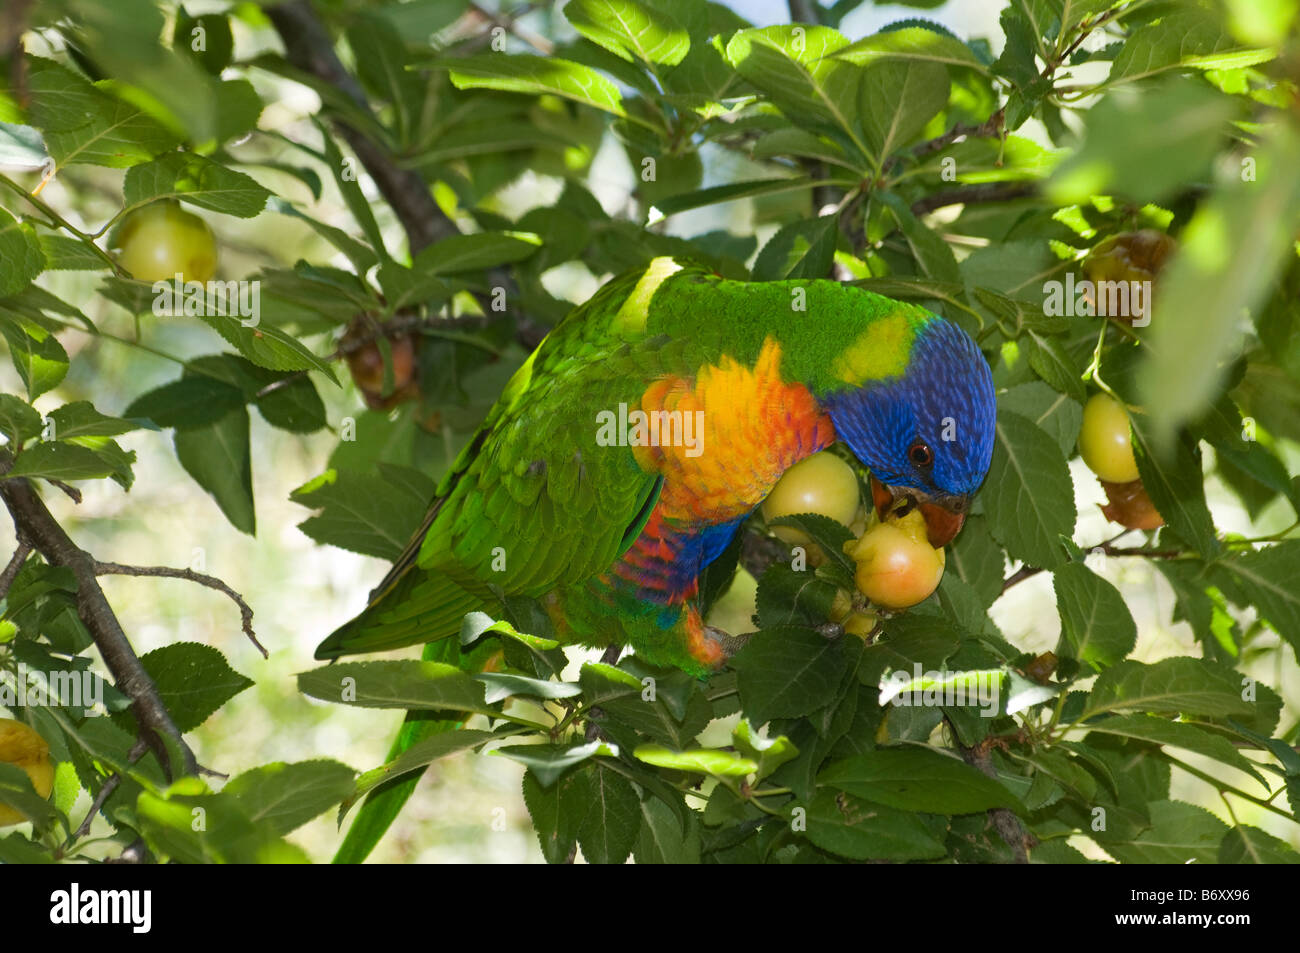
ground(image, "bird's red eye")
xmin=908 ymin=441 xmax=934 ymax=468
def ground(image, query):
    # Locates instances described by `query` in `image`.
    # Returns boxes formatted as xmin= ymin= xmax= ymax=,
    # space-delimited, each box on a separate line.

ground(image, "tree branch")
xmin=94 ymin=561 xmax=266 ymax=658
xmin=0 ymin=471 xmax=197 ymax=779
xmin=911 ymin=182 xmax=1036 ymax=216
xmin=953 ymin=729 xmax=1034 ymax=863
xmin=266 ymin=0 xmax=455 ymax=255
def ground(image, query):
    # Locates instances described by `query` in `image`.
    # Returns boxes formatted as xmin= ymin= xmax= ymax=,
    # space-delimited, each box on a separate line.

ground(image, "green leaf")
xmin=123 ymin=152 xmax=270 ymax=218
xmin=820 ymin=748 xmax=1024 ymax=814
xmin=0 ymin=316 xmax=68 ymax=399
xmin=522 ymin=766 xmax=587 ymax=863
xmin=752 ymin=216 xmax=838 ymax=281
xmin=859 ymin=59 xmax=950 ymax=161
xmin=725 ymin=26 xmax=867 ymax=156
xmin=982 ymin=408 xmax=1076 ymax=570
xmin=633 ymin=744 xmax=758 ymax=777
xmin=1054 ymin=561 xmax=1136 ymax=672
xmin=1212 ymin=540 xmax=1300 ymax=658
xmin=1023 ymin=330 xmax=1086 ymax=403
xmin=6 ymin=442 xmax=120 ymax=482
xmin=1130 ymin=414 xmax=1218 ymax=556
xmin=494 ymin=741 xmax=617 ymax=788
xmin=352 ymin=729 xmax=495 ymax=802
xmin=732 ymin=720 xmax=799 ymax=780
xmin=1102 ymin=800 xmax=1227 ymax=864
xmin=998 ymin=382 xmax=1081 ymax=458
xmin=1138 ymin=123 xmax=1300 ymax=443
xmin=174 ymin=405 xmax=255 ymax=534
xmin=1083 ymin=657 xmax=1253 ymax=720
xmin=27 ymin=56 xmax=179 ymax=170
xmin=136 ymin=642 xmax=253 ymax=733
xmin=38 ymin=234 xmax=110 ymax=271
xmin=1218 ymin=825 xmax=1300 ymax=864
xmin=945 ymin=515 xmax=1004 ymax=607
xmin=194 ymin=307 xmax=335 ymax=378
xmin=565 ymin=0 xmax=690 ymax=68
xmin=0 ymin=394 xmax=42 ymax=445
xmin=732 ymin=626 xmax=843 ymax=725
xmin=804 ymin=787 xmax=946 ymax=861
xmin=633 ymin=793 xmax=699 ymax=864
xmin=1048 ymin=79 xmax=1235 ymax=205
xmin=474 ymin=673 xmax=581 ymax=705
xmin=47 ymin=401 xmax=138 ymax=440
xmin=1109 ymin=9 xmax=1273 ymax=84
xmin=123 ymin=376 xmax=245 ymax=430
xmin=224 ymin=760 xmax=356 ymax=836
xmin=443 ymin=54 xmax=628 ymax=119
xmin=1084 ymin=714 xmax=1265 ymax=784
xmin=297 ymin=660 xmax=494 ymax=715
xmin=836 ymin=25 xmax=987 ymax=71
xmin=877 ymin=191 xmax=960 ymax=283
xmin=0 ymin=208 xmax=45 ymax=297
xmin=578 ymin=762 xmax=640 ymax=864
xmin=412 ymin=231 xmax=542 ymax=276
xmin=290 ymin=466 xmax=434 ymax=560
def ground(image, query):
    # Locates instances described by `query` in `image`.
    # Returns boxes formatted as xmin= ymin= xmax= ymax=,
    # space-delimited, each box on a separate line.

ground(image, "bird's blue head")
xmin=823 ymin=316 xmax=996 ymax=546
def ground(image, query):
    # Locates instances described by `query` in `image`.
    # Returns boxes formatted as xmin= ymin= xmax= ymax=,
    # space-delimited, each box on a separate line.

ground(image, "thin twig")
xmin=69 ymin=738 xmax=147 ymax=843
xmin=47 ymin=479 xmax=82 ymax=503
xmin=0 ymin=464 xmax=198 ymax=778
xmin=94 ymin=560 xmax=266 ymax=658
xmin=911 ymin=109 xmax=1006 ymax=160
xmin=952 ymin=728 xmax=1034 ymax=863
xmin=0 ymin=532 xmax=31 ymax=599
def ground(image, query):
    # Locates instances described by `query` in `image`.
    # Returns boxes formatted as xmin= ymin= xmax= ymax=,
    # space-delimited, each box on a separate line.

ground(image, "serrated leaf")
xmin=820 ymin=747 xmax=1024 ymax=814
xmin=6 ymin=442 xmax=119 ymax=482
xmin=1218 ymin=825 xmax=1300 ymax=864
xmin=565 ymin=0 xmax=690 ymax=67
xmin=297 ymin=660 xmax=494 ymax=715
xmin=224 ymin=760 xmax=356 ymax=835
xmin=0 ymin=208 xmax=45 ymax=297
xmin=578 ymin=762 xmax=640 ymax=864
xmin=123 ymin=153 xmax=270 ymax=218
xmin=1130 ymin=414 xmax=1218 ymax=556
xmin=291 ymin=466 xmax=433 ymax=560
xmin=1212 ymin=540 xmax=1300 ymax=658
xmin=752 ymin=216 xmax=837 ymax=281
xmin=1103 ymin=800 xmax=1227 ymax=864
xmin=135 ymin=642 xmax=253 ymax=733
xmin=732 ymin=626 xmax=842 ymax=725
xmin=412 ymin=231 xmax=542 ymax=276
xmin=0 ymin=394 xmax=42 ymax=445
xmin=0 ymin=317 xmax=68 ymax=399
xmin=353 ymin=729 xmax=496 ymax=802
xmin=175 ymin=405 xmax=254 ymax=534
xmin=859 ymin=59 xmax=949 ymax=161
xmin=1054 ymin=561 xmax=1136 ymax=671
xmin=443 ymin=54 xmax=628 ymax=119
xmin=804 ymin=787 xmax=946 ymax=861
xmin=1083 ymin=657 xmax=1252 ymax=720
xmin=1084 ymin=714 xmax=1265 ymax=785
xmin=496 ymin=740 xmax=617 ymax=788
xmin=983 ymin=408 xmax=1076 ymax=570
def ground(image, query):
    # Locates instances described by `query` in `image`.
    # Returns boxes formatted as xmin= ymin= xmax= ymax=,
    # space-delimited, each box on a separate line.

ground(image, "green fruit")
xmin=116 ymin=201 xmax=218 ymax=283
xmin=1078 ymin=393 xmax=1139 ymax=483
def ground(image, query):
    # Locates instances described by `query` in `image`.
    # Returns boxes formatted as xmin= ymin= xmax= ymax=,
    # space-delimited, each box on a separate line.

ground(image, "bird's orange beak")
xmin=870 ymin=475 xmax=968 ymax=547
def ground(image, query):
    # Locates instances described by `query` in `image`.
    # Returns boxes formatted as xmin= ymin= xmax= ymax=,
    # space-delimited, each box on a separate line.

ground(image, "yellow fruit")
xmin=1078 ymin=393 xmax=1140 ymax=483
xmin=841 ymin=610 xmax=879 ymax=639
xmin=762 ymin=451 xmax=861 ymax=549
xmin=0 ymin=718 xmax=54 ymax=827
xmin=116 ymin=201 xmax=218 ymax=283
xmin=845 ymin=508 xmax=946 ymax=610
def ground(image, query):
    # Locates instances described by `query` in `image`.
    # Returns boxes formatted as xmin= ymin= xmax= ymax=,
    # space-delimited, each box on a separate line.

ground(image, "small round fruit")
xmin=1078 ymin=393 xmax=1139 ymax=484
xmin=841 ymin=610 xmax=879 ymax=639
xmin=116 ymin=201 xmax=218 ymax=283
xmin=342 ymin=317 xmax=420 ymax=411
xmin=845 ymin=508 xmax=946 ymax=610
xmin=0 ymin=718 xmax=54 ymax=827
xmin=1099 ymin=478 xmax=1164 ymax=530
xmin=762 ymin=451 xmax=861 ymax=548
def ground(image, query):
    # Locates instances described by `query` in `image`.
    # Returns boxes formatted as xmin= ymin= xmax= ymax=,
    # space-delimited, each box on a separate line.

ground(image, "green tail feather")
xmin=314 ymin=566 xmax=482 ymax=660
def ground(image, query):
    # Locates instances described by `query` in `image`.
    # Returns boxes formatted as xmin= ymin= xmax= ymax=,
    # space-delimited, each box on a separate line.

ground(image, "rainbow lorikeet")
xmin=316 ymin=257 xmax=996 ymax=677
